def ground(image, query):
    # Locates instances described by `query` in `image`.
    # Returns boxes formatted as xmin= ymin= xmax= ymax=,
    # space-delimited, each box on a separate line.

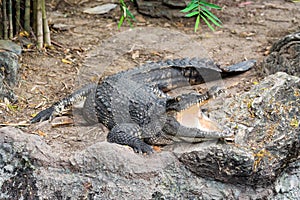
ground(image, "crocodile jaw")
xmin=175 ymin=103 xmax=222 ymax=132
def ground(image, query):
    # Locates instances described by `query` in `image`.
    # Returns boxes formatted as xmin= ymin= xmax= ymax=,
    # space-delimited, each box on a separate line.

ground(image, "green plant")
xmin=118 ymin=0 xmax=135 ymax=29
xmin=118 ymin=0 xmax=222 ymax=32
xmin=181 ymin=0 xmax=222 ymax=32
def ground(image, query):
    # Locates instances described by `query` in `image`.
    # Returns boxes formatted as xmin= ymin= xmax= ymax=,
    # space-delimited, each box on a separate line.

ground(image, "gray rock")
xmin=0 ymin=40 xmax=22 ymax=55
xmin=83 ymin=4 xmax=117 ymax=15
xmin=262 ymin=31 xmax=300 ymax=77
xmin=274 ymin=160 xmax=300 ymax=199
xmin=177 ymin=72 xmax=299 ymax=188
xmin=0 ymin=40 xmax=20 ymax=102
xmin=0 ymin=127 xmax=272 ymax=199
xmin=136 ymin=0 xmax=187 ymax=18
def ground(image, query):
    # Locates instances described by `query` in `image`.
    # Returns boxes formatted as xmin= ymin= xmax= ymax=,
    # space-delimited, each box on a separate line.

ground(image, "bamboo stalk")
xmin=42 ymin=0 xmax=51 ymax=46
xmin=33 ymin=0 xmax=37 ymax=33
xmin=2 ymin=0 xmax=8 ymax=39
xmin=8 ymin=0 xmax=13 ymax=38
xmin=0 ymin=1 xmax=3 ymax=38
xmin=36 ymin=0 xmax=43 ymax=49
xmin=15 ymin=0 xmax=21 ymax=33
xmin=24 ymin=0 xmax=31 ymax=32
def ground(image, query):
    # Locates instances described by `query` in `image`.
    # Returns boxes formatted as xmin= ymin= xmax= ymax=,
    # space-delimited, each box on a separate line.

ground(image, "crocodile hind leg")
xmin=107 ymin=123 xmax=154 ymax=154
xmin=30 ymin=83 xmax=97 ymax=123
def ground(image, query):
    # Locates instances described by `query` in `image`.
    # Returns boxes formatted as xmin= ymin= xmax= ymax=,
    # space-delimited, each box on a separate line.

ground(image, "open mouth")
xmin=175 ymin=103 xmax=222 ymax=132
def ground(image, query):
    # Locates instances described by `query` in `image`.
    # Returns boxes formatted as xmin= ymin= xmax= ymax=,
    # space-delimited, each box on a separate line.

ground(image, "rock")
xmin=52 ymin=23 xmax=76 ymax=31
xmin=136 ymin=0 xmax=186 ymax=18
xmin=83 ymin=4 xmax=117 ymax=15
xmin=274 ymin=160 xmax=300 ymax=199
xmin=0 ymin=40 xmax=22 ymax=55
xmin=0 ymin=127 xmax=278 ymax=199
xmin=0 ymin=40 xmax=20 ymax=102
xmin=262 ymin=31 xmax=300 ymax=77
xmin=177 ymin=72 xmax=299 ymax=187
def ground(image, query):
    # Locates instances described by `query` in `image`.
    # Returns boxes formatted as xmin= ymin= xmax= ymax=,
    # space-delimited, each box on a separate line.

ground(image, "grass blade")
xmin=200 ymin=14 xmax=215 ymax=31
xmin=200 ymin=6 xmax=222 ymax=23
xmin=126 ymin=8 xmax=135 ymax=20
xmin=201 ymin=9 xmax=222 ymax=27
xmin=118 ymin=15 xmax=125 ymax=29
xmin=199 ymin=1 xmax=221 ymax=9
xmin=181 ymin=3 xmax=199 ymax=13
xmin=194 ymin=14 xmax=200 ymax=32
xmin=185 ymin=11 xmax=199 ymax=17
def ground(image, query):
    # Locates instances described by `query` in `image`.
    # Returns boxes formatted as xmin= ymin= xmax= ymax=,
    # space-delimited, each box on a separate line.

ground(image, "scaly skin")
xmin=31 ymin=57 xmax=255 ymax=153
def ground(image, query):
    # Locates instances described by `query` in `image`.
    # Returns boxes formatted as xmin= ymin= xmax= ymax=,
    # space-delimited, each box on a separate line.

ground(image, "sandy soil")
xmin=1 ymin=0 xmax=299 ymax=154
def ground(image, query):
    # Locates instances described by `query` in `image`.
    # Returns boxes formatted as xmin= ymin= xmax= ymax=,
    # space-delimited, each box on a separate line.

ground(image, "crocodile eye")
xmin=176 ymin=97 xmax=181 ymax=101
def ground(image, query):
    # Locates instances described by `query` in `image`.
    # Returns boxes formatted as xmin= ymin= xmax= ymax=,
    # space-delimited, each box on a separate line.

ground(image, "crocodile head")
xmin=165 ymin=93 xmax=234 ymax=141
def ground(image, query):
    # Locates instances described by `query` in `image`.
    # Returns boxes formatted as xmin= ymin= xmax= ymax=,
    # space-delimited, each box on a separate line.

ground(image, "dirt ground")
xmin=1 ymin=0 xmax=299 ymax=155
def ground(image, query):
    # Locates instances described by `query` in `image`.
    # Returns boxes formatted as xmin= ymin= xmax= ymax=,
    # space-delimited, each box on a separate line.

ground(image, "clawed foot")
xmin=107 ymin=123 xmax=154 ymax=154
xmin=30 ymin=106 xmax=55 ymax=123
xmin=132 ymin=141 xmax=154 ymax=154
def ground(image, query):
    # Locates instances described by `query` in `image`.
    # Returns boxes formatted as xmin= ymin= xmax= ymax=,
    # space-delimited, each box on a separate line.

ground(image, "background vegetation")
xmin=0 ymin=0 xmax=221 ymax=49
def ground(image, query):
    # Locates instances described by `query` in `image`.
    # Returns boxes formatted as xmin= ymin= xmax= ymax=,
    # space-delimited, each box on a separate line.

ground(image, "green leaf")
xmin=199 ymin=1 xmax=221 ymax=9
xmin=200 ymin=14 xmax=215 ymax=31
xmin=200 ymin=6 xmax=222 ymax=23
xmin=118 ymin=15 xmax=125 ymax=29
xmin=126 ymin=8 xmax=135 ymax=20
xmin=119 ymin=0 xmax=126 ymax=7
xmin=181 ymin=2 xmax=199 ymax=13
xmin=185 ymin=11 xmax=199 ymax=17
xmin=194 ymin=14 xmax=200 ymax=32
xmin=201 ymin=10 xmax=222 ymax=27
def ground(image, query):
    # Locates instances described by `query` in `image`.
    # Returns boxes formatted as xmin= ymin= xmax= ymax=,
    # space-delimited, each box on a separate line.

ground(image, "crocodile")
xmin=31 ymin=57 xmax=256 ymax=153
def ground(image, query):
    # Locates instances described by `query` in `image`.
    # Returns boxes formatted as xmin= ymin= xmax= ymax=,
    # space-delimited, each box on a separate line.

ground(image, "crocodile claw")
xmin=30 ymin=106 xmax=55 ymax=123
xmin=133 ymin=142 xmax=154 ymax=154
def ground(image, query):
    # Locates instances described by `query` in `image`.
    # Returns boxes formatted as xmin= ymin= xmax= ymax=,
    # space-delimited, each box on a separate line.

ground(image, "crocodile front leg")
xmin=107 ymin=123 xmax=154 ymax=154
